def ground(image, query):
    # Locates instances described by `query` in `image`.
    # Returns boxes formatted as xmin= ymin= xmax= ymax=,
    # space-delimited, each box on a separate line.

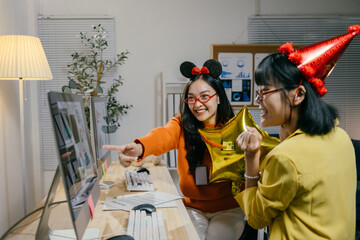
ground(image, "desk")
xmin=5 ymin=162 xmax=199 ymax=240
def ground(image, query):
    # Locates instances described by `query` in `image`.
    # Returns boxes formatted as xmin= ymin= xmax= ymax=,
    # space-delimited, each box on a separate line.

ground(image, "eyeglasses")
xmin=255 ymin=88 xmax=285 ymax=101
xmin=184 ymin=93 xmax=217 ymax=105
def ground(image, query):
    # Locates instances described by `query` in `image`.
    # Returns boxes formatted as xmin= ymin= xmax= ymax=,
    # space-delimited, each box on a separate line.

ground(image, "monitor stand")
xmin=48 ymin=228 xmax=100 ymax=240
xmin=36 ymin=166 xmax=100 ymax=240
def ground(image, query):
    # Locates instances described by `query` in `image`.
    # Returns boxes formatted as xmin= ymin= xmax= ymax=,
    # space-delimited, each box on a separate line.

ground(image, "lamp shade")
xmin=0 ymin=35 xmax=53 ymax=80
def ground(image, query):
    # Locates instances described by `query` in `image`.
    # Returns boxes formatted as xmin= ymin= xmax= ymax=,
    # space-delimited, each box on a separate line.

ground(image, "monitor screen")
xmin=90 ymin=96 xmax=112 ymax=177
xmin=37 ymin=92 xmax=101 ymax=240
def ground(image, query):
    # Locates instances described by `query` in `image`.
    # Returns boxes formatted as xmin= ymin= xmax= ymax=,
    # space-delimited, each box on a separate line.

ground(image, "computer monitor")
xmin=36 ymin=92 xmax=101 ymax=240
xmin=90 ymin=96 xmax=112 ymax=178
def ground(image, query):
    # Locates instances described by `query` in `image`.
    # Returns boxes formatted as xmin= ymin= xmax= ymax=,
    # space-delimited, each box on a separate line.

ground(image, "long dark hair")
xmin=179 ymin=60 xmax=234 ymax=171
xmin=255 ymin=53 xmax=338 ymax=135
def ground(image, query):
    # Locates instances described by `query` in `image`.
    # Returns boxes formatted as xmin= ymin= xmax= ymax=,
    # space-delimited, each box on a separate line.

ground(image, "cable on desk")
xmin=0 ymin=200 xmax=67 ymax=240
xmin=98 ymin=227 xmax=128 ymax=239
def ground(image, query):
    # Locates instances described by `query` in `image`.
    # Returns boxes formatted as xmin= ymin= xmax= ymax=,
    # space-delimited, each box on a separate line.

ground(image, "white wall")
xmin=37 ymin=0 xmax=254 ymax=145
xmin=0 ymin=0 xmax=39 ymax=236
xmin=1 ymin=0 xmax=360 ymax=236
xmin=258 ymin=0 xmax=360 ymax=15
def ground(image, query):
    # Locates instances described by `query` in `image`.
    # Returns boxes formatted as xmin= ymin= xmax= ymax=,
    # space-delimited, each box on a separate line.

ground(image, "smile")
xmin=259 ymin=106 xmax=267 ymax=117
xmin=194 ymin=108 xmax=207 ymax=115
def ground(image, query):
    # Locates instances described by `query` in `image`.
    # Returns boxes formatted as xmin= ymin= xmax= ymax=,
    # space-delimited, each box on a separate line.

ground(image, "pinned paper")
xmin=88 ymin=194 xmax=95 ymax=220
xmin=102 ymin=163 xmax=106 ymax=179
xmin=104 ymin=160 xmax=108 ymax=172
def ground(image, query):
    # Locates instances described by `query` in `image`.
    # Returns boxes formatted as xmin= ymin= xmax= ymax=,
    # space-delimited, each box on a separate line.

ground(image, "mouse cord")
xmin=97 ymin=227 xmax=128 ymax=239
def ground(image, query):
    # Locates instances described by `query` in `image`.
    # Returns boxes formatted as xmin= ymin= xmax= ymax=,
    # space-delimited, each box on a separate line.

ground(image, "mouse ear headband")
xmin=180 ymin=59 xmax=222 ymax=79
xmin=278 ymin=25 xmax=360 ymax=97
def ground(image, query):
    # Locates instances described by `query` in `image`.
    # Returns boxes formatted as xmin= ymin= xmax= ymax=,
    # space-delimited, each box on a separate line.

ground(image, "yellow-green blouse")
xmin=234 ymin=127 xmax=356 ymax=240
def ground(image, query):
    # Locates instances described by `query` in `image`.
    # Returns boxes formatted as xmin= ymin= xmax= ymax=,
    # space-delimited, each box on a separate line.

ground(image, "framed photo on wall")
xmin=218 ymin=52 xmax=253 ymax=106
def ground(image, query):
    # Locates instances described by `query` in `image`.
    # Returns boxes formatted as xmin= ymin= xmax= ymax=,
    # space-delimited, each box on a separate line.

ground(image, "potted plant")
xmin=62 ymin=24 xmax=132 ymax=133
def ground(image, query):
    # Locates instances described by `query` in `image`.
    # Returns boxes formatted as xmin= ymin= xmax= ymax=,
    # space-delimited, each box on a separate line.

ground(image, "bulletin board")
xmin=211 ymin=44 xmax=288 ymax=109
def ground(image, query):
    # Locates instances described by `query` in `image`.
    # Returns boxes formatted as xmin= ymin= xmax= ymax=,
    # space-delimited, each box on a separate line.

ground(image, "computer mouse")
xmin=99 ymin=180 xmax=115 ymax=190
xmin=132 ymin=203 xmax=156 ymax=214
xmin=107 ymin=235 xmax=134 ymax=240
xmin=135 ymin=167 xmax=150 ymax=174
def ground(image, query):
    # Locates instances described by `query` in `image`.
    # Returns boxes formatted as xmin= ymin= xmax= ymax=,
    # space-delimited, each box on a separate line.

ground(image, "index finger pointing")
xmin=102 ymin=145 xmax=125 ymax=152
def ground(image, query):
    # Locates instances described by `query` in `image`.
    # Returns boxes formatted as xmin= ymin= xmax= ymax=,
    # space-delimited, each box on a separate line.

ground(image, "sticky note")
xmin=88 ymin=194 xmax=95 ymax=220
xmin=102 ymin=163 xmax=106 ymax=179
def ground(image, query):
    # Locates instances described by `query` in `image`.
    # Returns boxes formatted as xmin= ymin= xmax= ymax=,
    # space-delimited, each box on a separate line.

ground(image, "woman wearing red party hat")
xmin=235 ymin=25 xmax=360 ymax=239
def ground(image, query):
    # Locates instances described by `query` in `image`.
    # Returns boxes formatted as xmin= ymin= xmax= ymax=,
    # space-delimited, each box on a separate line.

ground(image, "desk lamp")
xmin=0 ymin=35 xmax=53 ymax=215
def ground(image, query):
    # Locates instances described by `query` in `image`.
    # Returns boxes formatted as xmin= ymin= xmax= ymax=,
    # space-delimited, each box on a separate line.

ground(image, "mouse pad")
xmin=198 ymin=105 xmax=280 ymax=190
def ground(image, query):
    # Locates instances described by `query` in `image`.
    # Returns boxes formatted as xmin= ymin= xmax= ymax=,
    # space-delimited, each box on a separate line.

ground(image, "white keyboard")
xmin=125 ymin=170 xmax=155 ymax=191
xmin=127 ymin=209 xmax=167 ymax=240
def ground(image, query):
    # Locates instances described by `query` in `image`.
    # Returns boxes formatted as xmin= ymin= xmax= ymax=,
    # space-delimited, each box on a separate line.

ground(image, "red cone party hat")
xmin=279 ymin=25 xmax=360 ymax=97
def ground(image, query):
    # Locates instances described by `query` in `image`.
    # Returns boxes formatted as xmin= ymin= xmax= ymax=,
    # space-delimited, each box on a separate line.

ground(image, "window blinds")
xmin=38 ymin=17 xmax=120 ymax=170
xmin=247 ymin=16 xmax=360 ymax=139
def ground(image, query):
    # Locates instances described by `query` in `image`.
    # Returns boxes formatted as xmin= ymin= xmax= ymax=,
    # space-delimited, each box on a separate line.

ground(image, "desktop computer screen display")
xmin=37 ymin=92 xmax=101 ymax=240
xmin=90 ymin=96 xmax=112 ymax=177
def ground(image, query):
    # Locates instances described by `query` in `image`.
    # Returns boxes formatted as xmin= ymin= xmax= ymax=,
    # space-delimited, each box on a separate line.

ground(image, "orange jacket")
xmin=135 ymin=115 xmax=239 ymax=213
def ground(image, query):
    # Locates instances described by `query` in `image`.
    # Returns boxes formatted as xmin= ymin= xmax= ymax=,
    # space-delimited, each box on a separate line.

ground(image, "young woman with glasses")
xmin=235 ymin=33 xmax=357 ymax=239
xmin=104 ymin=59 xmax=245 ymax=240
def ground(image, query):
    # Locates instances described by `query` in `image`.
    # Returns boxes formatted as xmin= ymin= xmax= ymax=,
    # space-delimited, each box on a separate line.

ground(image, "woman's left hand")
xmin=236 ymin=126 xmax=262 ymax=159
xmin=237 ymin=126 xmax=262 ymax=188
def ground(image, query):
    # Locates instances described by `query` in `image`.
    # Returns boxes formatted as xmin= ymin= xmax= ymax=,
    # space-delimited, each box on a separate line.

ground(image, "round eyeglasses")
xmin=255 ymin=88 xmax=285 ymax=101
xmin=184 ymin=93 xmax=217 ymax=105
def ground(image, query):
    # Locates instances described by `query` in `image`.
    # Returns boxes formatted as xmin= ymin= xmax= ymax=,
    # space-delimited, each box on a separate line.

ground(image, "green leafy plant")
xmin=62 ymin=24 xmax=132 ymax=133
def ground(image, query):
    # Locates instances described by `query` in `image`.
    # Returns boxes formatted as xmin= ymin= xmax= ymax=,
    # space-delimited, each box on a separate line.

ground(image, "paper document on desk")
xmin=102 ymin=192 xmax=183 ymax=211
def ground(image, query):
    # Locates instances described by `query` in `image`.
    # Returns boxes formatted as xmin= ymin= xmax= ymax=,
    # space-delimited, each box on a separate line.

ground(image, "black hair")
xmin=179 ymin=59 xmax=234 ymax=171
xmin=255 ymin=53 xmax=338 ymax=135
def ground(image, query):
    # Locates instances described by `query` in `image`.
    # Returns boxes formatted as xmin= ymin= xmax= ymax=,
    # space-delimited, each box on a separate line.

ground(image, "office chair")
xmin=352 ymin=139 xmax=360 ymax=239
xmin=239 ymin=221 xmax=258 ymax=240
xmin=239 ymin=221 xmax=269 ymax=240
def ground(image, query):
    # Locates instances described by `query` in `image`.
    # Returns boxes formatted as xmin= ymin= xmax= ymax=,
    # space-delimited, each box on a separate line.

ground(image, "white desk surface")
xmin=5 ymin=162 xmax=199 ymax=240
